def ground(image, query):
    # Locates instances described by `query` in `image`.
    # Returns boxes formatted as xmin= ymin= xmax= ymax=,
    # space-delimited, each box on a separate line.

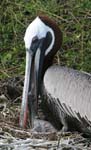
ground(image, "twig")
xmin=0 ymin=122 xmax=32 ymax=138
xmin=68 ymin=11 xmax=81 ymax=24
xmin=0 ymin=70 xmax=10 ymax=78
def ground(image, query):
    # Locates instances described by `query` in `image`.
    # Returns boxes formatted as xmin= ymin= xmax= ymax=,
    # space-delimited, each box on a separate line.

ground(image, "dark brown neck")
xmin=39 ymin=15 xmax=63 ymax=78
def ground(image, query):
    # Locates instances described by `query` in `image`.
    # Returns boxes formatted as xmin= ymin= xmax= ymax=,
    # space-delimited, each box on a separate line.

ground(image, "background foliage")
xmin=0 ymin=0 xmax=91 ymax=78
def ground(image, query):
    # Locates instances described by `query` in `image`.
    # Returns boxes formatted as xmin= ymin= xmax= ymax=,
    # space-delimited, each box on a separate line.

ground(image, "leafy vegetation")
xmin=0 ymin=0 xmax=91 ymax=78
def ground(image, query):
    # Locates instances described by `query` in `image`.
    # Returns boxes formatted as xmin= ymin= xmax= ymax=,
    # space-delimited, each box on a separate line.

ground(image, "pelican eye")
xmin=32 ymin=36 xmax=38 ymax=43
xmin=30 ymin=36 xmax=40 ymax=53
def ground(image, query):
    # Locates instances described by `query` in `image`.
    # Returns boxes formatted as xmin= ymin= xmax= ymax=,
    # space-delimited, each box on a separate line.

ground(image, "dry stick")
xmin=0 ymin=65 xmax=22 ymax=79
xmin=68 ymin=11 xmax=81 ymax=24
xmin=0 ymin=134 xmax=87 ymax=150
xmin=0 ymin=121 xmax=90 ymax=149
xmin=0 ymin=122 xmax=32 ymax=137
xmin=7 ymin=65 xmax=20 ymax=71
xmin=13 ymin=96 xmax=22 ymax=103
xmin=0 ymin=70 xmax=10 ymax=78
xmin=0 ymin=139 xmax=57 ymax=149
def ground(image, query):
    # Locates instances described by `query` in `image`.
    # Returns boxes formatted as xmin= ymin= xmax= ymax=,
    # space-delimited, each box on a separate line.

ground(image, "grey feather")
xmin=43 ymin=65 xmax=91 ymax=135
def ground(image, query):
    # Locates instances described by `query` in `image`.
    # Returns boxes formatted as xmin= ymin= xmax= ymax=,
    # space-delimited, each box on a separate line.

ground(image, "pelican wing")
xmin=44 ymin=66 xmax=91 ymax=127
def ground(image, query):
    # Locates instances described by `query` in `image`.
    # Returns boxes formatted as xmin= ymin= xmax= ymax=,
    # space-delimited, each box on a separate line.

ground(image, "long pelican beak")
xmin=19 ymin=49 xmax=35 ymax=128
xmin=20 ymin=32 xmax=51 ymax=128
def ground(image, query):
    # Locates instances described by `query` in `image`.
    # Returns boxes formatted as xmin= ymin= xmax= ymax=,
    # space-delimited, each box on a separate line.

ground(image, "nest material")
xmin=0 ymin=76 xmax=91 ymax=150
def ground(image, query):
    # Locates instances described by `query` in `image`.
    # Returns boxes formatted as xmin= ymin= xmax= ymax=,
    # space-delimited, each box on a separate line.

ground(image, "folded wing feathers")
xmin=47 ymin=93 xmax=91 ymax=128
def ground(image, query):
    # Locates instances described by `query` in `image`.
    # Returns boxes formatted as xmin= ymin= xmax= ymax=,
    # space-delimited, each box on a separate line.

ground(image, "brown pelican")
xmin=20 ymin=16 xmax=91 ymax=137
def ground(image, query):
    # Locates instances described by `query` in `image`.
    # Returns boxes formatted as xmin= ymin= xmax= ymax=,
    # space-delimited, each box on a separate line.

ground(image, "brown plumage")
xmin=37 ymin=16 xmax=91 ymax=137
xmin=20 ymin=16 xmax=91 ymax=138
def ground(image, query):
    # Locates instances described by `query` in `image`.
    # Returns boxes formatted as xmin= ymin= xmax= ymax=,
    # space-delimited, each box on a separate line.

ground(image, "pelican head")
xmin=20 ymin=16 xmax=62 ymax=128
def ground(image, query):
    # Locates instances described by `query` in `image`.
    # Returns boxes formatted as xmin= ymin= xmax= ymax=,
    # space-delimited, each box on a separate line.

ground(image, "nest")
xmin=0 ymin=76 xmax=91 ymax=150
